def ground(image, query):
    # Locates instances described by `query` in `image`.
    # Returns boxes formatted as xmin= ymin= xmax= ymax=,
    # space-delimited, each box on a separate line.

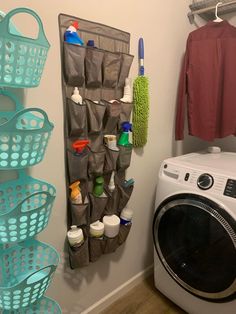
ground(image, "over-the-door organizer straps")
xmin=60 ymin=14 xmax=134 ymax=268
xmin=63 ymin=43 xmax=133 ymax=89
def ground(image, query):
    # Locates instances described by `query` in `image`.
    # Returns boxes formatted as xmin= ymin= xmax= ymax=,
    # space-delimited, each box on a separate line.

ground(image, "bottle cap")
xmin=87 ymin=40 xmax=95 ymax=47
xmin=90 ymin=220 xmax=104 ymax=237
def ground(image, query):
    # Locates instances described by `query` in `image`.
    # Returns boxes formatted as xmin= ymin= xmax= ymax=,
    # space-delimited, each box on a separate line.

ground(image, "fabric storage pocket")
xmin=68 ymin=232 xmax=89 ymax=269
xmin=89 ymin=193 xmax=108 ymax=223
xmin=88 ymin=149 xmax=105 ymax=177
xmin=118 ymin=183 xmax=134 ymax=211
xmin=102 ymin=100 xmax=121 ymax=134
xmin=85 ymin=47 xmax=104 ymax=88
xmin=85 ymin=99 xmax=106 ymax=134
xmin=89 ymin=237 xmax=106 ymax=262
xmin=104 ymin=146 xmax=119 ymax=173
xmin=69 ymin=201 xmax=90 ymax=226
xmin=118 ymin=53 xmax=134 ymax=87
xmin=119 ymin=101 xmax=133 ymax=127
xmin=104 ymin=185 xmax=119 ymax=215
xmin=117 ymin=145 xmax=132 ymax=170
xmin=67 ymin=149 xmax=89 ymax=183
xmin=66 ymin=98 xmax=87 ymax=137
xmin=64 ymin=43 xmax=85 ymax=86
xmin=103 ymin=51 xmax=121 ymax=88
xmin=103 ymin=236 xmax=119 ymax=254
xmin=118 ymin=223 xmax=132 ymax=245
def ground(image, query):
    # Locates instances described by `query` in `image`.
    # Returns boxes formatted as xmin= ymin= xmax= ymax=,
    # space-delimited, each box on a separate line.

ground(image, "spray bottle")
xmin=64 ymin=21 xmax=84 ymax=45
xmin=72 ymin=139 xmax=89 ymax=155
xmin=69 ymin=181 xmax=82 ymax=204
xmin=118 ymin=121 xmax=132 ymax=146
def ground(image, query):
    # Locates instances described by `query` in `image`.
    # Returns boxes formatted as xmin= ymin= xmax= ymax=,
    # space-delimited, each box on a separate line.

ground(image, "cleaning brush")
xmin=132 ymin=38 xmax=149 ymax=147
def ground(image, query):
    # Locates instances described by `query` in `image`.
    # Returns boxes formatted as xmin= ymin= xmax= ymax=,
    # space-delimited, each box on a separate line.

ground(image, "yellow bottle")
xmin=69 ymin=180 xmax=82 ymax=204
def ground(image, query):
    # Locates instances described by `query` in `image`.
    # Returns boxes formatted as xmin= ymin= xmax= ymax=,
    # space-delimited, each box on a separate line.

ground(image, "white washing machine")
xmin=153 ymin=148 xmax=236 ymax=314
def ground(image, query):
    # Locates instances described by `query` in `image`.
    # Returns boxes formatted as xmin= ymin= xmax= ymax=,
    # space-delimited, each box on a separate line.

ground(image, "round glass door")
xmin=153 ymin=193 xmax=236 ymax=302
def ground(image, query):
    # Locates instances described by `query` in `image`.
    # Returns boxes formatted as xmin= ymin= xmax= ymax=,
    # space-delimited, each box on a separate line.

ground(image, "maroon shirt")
xmin=175 ymin=21 xmax=236 ymax=141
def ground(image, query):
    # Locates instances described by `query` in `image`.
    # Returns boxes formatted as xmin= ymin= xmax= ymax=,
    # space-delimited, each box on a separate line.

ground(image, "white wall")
xmin=0 ymin=1 xmax=193 ymax=313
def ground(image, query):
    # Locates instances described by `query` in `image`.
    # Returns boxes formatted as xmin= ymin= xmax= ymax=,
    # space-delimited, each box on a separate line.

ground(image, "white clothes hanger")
xmin=214 ymin=2 xmax=223 ymax=22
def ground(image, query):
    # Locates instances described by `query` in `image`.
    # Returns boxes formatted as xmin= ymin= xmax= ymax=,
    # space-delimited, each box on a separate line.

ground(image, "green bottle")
xmin=93 ymin=176 xmax=104 ymax=197
xmin=118 ymin=121 xmax=132 ymax=146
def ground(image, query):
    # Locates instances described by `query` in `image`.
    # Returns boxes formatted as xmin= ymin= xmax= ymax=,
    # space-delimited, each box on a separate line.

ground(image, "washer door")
xmin=153 ymin=193 xmax=236 ymax=302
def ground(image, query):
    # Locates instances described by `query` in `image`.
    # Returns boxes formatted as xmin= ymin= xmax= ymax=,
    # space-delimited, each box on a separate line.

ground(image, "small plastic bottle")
xmin=67 ymin=226 xmax=84 ymax=248
xmin=71 ymin=87 xmax=82 ymax=104
xmin=120 ymin=208 xmax=133 ymax=225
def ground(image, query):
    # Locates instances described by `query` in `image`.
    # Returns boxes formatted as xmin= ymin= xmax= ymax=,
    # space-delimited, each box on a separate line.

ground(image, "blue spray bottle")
xmin=118 ymin=122 xmax=132 ymax=146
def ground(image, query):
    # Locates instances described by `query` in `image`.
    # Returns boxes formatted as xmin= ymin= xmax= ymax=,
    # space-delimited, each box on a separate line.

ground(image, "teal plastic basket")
xmin=0 ymin=11 xmax=21 ymax=35
xmin=0 ymin=7 xmax=50 ymax=88
xmin=0 ymin=240 xmax=60 ymax=311
xmin=2 ymin=296 xmax=62 ymax=314
xmin=0 ymin=170 xmax=56 ymax=244
xmin=0 ymin=90 xmax=54 ymax=169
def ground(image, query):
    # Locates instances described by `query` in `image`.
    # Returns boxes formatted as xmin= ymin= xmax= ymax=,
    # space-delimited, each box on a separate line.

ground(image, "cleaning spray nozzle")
xmin=121 ymin=121 xmax=132 ymax=132
xmin=72 ymin=139 xmax=89 ymax=154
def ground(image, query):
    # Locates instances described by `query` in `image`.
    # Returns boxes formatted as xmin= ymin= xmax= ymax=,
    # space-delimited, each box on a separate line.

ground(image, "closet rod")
xmin=188 ymin=0 xmax=236 ymax=22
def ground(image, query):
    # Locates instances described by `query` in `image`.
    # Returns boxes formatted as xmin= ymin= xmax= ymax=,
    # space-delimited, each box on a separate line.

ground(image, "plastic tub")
xmin=0 ymin=240 xmax=60 ymax=310
xmin=0 ymin=7 xmax=50 ymax=88
xmin=0 ymin=170 xmax=56 ymax=244
xmin=2 ymin=296 xmax=62 ymax=314
xmin=0 ymin=90 xmax=54 ymax=169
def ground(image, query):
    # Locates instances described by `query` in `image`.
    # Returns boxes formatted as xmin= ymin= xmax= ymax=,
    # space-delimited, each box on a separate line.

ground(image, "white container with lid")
xmin=90 ymin=220 xmax=104 ymax=238
xmin=120 ymin=208 xmax=133 ymax=225
xmin=67 ymin=225 xmax=84 ymax=247
xmin=103 ymin=215 xmax=120 ymax=238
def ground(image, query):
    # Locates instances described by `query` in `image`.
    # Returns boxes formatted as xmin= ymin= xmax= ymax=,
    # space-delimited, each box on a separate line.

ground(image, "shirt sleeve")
xmin=175 ymin=36 xmax=190 ymax=140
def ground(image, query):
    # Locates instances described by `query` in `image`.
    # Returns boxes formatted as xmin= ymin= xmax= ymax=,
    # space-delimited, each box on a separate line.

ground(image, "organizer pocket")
xmin=89 ymin=237 xmax=105 ymax=262
xmin=118 ymin=54 xmax=134 ymax=87
xmin=117 ymin=145 xmax=132 ymax=170
xmin=64 ymin=43 xmax=85 ymax=87
xmin=66 ymin=98 xmax=87 ymax=137
xmin=85 ymin=99 xmax=106 ymax=134
xmin=85 ymin=48 xmax=104 ymax=88
xmin=68 ymin=235 xmax=89 ymax=269
xmin=88 ymin=149 xmax=105 ymax=177
xmin=103 ymin=236 xmax=119 ymax=254
xmin=104 ymin=147 xmax=119 ymax=173
xmin=118 ymin=183 xmax=134 ymax=211
xmin=118 ymin=223 xmax=132 ymax=245
xmin=67 ymin=149 xmax=89 ymax=183
xmin=89 ymin=193 xmax=108 ymax=223
xmin=119 ymin=102 xmax=133 ymax=127
xmin=103 ymin=100 xmax=121 ymax=134
xmin=104 ymin=185 xmax=119 ymax=215
xmin=103 ymin=51 xmax=121 ymax=88
xmin=69 ymin=201 xmax=90 ymax=226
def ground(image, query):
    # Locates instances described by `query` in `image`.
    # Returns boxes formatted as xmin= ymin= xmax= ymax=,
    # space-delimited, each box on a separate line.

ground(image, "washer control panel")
xmin=224 ymin=179 xmax=236 ymax=198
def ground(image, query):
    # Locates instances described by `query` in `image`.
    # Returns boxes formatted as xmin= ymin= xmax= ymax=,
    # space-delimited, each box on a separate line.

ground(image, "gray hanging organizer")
xmin=188 ymin=0 xmax=236 ymax=23
xmin=58 ymin=14 xmax=134 ymax=269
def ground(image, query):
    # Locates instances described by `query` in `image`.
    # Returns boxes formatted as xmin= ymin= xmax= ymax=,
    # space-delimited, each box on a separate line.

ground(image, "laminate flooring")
xmin=100 ymin=275 xmax=186 ymax=314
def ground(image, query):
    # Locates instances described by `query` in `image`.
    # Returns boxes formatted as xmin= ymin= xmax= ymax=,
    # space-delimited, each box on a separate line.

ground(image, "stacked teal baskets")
xmin=0 ymin=8 xmax=61 ymax=313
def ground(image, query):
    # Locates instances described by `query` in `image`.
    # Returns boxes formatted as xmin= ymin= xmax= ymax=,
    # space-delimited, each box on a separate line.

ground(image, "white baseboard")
xmin=81 ymin=264 xmax=154 ymax=314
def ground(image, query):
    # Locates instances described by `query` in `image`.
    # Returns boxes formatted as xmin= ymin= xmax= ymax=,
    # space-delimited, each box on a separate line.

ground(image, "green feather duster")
xmin=132 ymin=76 xmax=149 ymax=147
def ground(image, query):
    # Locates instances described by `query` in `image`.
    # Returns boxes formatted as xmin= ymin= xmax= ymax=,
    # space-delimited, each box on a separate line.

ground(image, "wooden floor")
xmin=100 ymin=276 xmax=186 ymax=314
